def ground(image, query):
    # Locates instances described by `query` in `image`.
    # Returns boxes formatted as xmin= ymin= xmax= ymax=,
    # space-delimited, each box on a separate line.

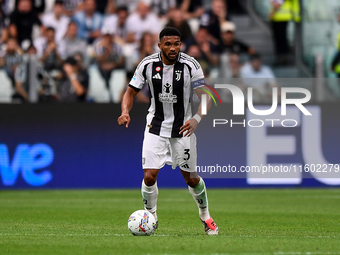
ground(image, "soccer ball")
xmin=128 ymin=210 xmax=156 ymax=236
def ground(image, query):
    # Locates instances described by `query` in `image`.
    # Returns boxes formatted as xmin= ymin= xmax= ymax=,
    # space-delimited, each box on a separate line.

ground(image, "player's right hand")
xmin=118 ymin=114 xmax=131 ymax=128
xmin=179 ymin=118 xmax=198 ymax=137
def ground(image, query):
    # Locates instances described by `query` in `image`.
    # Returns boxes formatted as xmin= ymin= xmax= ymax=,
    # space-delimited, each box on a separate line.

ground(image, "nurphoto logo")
xmin=201 ymin=84 xmax=312 ymax=128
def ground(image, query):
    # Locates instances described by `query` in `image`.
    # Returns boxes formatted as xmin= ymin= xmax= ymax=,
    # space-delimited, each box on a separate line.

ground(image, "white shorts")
xmin=142 ymin=129 xmax=197 ymax=172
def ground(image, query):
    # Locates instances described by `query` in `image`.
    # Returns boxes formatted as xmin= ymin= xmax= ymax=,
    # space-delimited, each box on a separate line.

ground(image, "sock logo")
xmin=196 ymin=198 xmax=203 ymax=204
xmin=143 ymin=199 xmax=147 ymax=205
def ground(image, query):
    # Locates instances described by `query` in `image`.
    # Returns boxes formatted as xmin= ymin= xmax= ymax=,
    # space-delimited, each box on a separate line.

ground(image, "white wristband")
xmin=69 ymin=73 xmax=77 ymax=80
xmin=192 ymin=114 xmax=201 ymax=123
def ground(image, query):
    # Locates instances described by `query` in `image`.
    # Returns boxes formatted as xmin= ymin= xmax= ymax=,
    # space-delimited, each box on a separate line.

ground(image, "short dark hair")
xmin=7 ymin=36 xmax=18 ymax=43
xmin=117 ymin=5 xmax=128 ymax=13
xmin=159 ymin=27 xmax=181 ymax=41
xmin=68 ymin=21 xmax=77 ymax=27
xmin=73 ymin=52 xmax=84 ymax=61
xmin=54 ymin=0 xmax=63 ymax=6
xmin=25 ymin=43 xmax=36 ymax=53
xmin=249 ymin=53 xmax=261 ymax=61
xmin=46 ymin=27 xmax=55 ymax=33
xmin=64 ymin=56 xmax=77 ymax=66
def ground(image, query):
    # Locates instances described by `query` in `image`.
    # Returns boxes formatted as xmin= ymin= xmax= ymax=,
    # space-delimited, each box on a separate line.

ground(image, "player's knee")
xmin=144 ymin=171 xmax=157 ymax=186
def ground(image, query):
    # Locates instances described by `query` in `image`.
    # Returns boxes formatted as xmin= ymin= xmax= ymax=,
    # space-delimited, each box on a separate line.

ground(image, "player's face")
xmin=158 ymin=36 xmax=181 ymax=64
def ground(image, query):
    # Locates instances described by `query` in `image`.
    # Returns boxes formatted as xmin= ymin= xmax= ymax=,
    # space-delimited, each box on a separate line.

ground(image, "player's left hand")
xmin=179 ymin=118 xmax=198 ymax=137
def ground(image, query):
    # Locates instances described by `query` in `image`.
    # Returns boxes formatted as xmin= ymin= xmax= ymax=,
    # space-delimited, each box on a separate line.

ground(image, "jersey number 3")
xmin=184 ymin=149 xmax=190 ymax=160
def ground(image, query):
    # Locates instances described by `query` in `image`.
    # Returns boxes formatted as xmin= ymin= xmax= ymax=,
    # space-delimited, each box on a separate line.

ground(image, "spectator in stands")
xmin=59 ymin=56 xmax=88 ymax=102
xmin=177 ymin=0 xmax=204 ymax=20
xmin=0 ymin=4 xmax=8 ymax=47
xmin=269 ymin=0 xmax=300 ymax=65
xmin=26 ymin=43 xmax=37 ymax=55
xmin=125 ymin=1 xmax=161 ymax=43
xmin=240 ymin=53 xmax=278 ymax=103
xmin=200 ymin=0 xmax=230 ymax=44
xmin=59 ymin=21 xmax=87 ymax=60
xmin=95 ymin=0 xmax=109 ymax=15
xmin=0 ymin=0 xmax=11 ymax=16
xmin=94 ymin=27 xmax=124 ymax=96
xmin=35 ymin=27 xmax=63 ymax=74
xmin=101 ymin=6 xmax=130 ymax=45
xmin=9 ymin=0 xmax=44 ymax=47
xmin=0 ymin=37 xmax=22 ymax=84
xmin=42 ymin=1 xmax=70 ymax=43
xmin=219 ymin=21 xmax=255 ymax=55
xmin=226 ymin=53 xmax=242 ymax=79
xmin=331 ymin=11 xmax=340 ymax=78
xmin=226 ymin=0 xmax=245 ymax=14
xmin=132 ymin=32 xmax=157 ymax=65
xmin=0 ymin=37 xmax=27 ymax=101
xmin=165 ymin=8 xmax=193 ymax=46
xmin=185 ymin=28 xmax=219 ymax=66
xmin=115 ymin=6 xmax=130 ymax=44
xmin=151 ymin=0 xmax=176 ymax=18
xmin=185 ymin=28 xmax=219 ymax=78
xmin=15 ymin=0 xmax=45 ymax=14
xmin=72 ymin=0 xmax=103 ymax=44
xmin=73 ymin=51 xmax=87 ymax=69
xmin=63 ymin=0 xmax=83 ymax=17
xmin=186 ymin=44 xmax=210 ymax=79
xmin=121 ymin=32 xmax=156 ymax=103
xmin=218 ymin=53 xmax=244 ymax=102
xmin=331 ymin=53 xmax=340 ymax=78
xmin=125 ymin=31 xmax=156 ymax=81
xmin=121 ymin=33 xmax=153 ymax=103
xmin=94 ymin=0 xmax=115 ymax=15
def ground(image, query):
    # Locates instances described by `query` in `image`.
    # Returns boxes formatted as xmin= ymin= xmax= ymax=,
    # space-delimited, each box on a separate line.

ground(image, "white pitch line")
xmin=0 ymin=233 xmax=338 ymax=239
xmin=294 ymin=195 xmax=340 ymax=199
xmin=0 ymin=233 xmax=173 ymax=237
xmin=143 ymin=253 xmax=340 ymax=255
xmin=0 ymin=198 xmax=189 ymax=203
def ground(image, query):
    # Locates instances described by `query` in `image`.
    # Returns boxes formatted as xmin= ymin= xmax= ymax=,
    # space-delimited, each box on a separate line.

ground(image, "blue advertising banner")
xmin=0 ymin=104 xmax=339 ymax=189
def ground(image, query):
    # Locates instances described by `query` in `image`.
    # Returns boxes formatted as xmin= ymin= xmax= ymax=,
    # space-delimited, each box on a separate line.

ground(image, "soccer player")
xmin=117 ymin=27 xmax=218 ymax=235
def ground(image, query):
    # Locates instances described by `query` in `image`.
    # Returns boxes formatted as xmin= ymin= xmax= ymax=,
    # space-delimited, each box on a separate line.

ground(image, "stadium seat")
xmin=88 ymin=65 xmax=126 ymax=103
xmin=0 ymin=70 xmax=13 ymax=103
xmin=109 ymin=69 xmax=127 ymax=104
xmin=88 ymin=64 xmax=110 ymax=103
xmin=252 ymin=0 xmax=271 ymax=20
xmin=44 ymin=0 xmax=55 ymax=13
xmin=188 ymin=18 xmax=200 ymax=35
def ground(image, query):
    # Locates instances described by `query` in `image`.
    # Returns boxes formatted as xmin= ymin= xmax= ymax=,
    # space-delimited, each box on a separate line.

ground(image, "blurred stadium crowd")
xmin=0 ymin=0 xmax=299 ymax=103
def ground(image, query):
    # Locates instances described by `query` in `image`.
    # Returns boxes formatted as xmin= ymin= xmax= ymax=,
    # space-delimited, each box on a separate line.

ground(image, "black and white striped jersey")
xmin=129 ymin=52 xmax=205 ymax=138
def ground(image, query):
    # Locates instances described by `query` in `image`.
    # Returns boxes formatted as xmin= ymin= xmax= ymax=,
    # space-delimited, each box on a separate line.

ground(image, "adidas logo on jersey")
xmin=153 ymin=73 xmax=161 ymax=79
xmin=181 ymin=164 xmax=189 ymax=169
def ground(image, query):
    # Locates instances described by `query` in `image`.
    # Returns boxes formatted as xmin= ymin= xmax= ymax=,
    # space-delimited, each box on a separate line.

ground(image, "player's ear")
xmin=157 ymin=42 xmax=161 ymax=50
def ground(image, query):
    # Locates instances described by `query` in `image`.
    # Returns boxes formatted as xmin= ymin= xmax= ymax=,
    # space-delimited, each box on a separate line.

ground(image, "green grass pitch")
xmin=0 ymin=189 xmax=339 ymax=255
